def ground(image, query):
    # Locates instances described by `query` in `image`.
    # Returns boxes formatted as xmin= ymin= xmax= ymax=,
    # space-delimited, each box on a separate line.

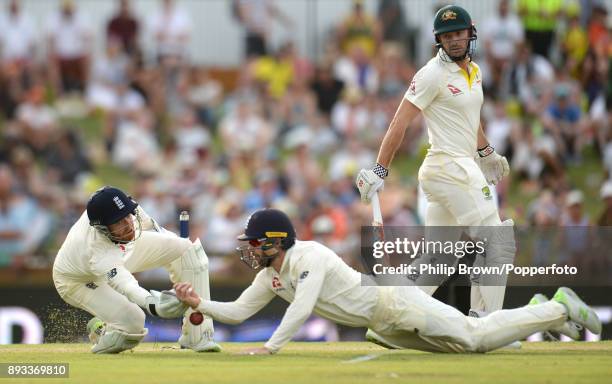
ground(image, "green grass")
xmin=1 ymin=342 xmax=611 ymax=384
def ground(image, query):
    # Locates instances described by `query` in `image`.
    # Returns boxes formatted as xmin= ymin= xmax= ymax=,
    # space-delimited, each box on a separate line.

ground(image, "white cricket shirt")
xmin=404 ymin=49 xmax=484 ymax=158
xmin=197 ymin=240 xmax=381 ymax=353
xmin=53 ymin=211 xmax=151 ymax=307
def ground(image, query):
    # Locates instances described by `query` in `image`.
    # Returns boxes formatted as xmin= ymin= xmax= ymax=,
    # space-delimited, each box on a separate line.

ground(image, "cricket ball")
xmin=189 ymin=311 xmax=204 ymax=325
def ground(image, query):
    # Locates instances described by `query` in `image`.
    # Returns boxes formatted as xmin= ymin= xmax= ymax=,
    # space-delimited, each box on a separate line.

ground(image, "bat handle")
xmin=372 ymin=191 xmax=383 ymax=226
xmin=179 ymin=210 xmax=190 ymax=238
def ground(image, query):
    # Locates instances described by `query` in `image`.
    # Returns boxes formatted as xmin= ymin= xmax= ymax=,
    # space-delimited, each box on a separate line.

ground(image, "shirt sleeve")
xmin=196 ymin=269 xmax=275 ymax=324
xmin=89 ymin=242 xmax=150 ymax=307
xmin=404 ymin=64 xmax=441 ymax=111
xmin=264 ymin=254 xmax=326 ymax=353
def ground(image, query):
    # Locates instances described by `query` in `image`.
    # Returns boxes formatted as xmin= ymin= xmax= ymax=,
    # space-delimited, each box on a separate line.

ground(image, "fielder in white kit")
xmin=173 ymin=209 xmax=601 ymax=355
xmin=52 ymin=186 xmax=220 ymax=353
xmin=356 ymin=4 xmax=515 ymax=318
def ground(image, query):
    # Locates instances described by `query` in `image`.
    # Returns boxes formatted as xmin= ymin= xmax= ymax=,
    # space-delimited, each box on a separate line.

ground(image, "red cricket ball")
xmin=189 ymin=311 xmax=204 ymax=325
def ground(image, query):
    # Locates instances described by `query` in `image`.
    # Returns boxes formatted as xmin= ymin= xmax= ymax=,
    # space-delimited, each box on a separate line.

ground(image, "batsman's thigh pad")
xmin=91 ymin=329 xmax=147 ymax=354
xmin=124 ymin=231 xmax=192 ymax=273
xmin=419 ymin=156 xmax=497 ymax=226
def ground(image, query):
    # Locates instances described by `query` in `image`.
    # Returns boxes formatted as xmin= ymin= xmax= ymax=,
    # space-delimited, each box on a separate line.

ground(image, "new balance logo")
xmin=113 ymin=196 xmax=125 ymax=210
xmin=447 ymin=84 xmax=462 ymax=95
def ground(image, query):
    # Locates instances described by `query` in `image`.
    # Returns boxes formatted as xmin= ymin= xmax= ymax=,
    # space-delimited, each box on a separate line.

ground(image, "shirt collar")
xmin=436 ymin=49 xmax=465 ymax=73
xmin=278 ymin=242 xmax=295 ymax=274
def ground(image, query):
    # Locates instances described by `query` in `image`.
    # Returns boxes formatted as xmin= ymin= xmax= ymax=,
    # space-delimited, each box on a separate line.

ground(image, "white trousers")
xmin=419 ymin=154 xmax=500 ymax=227
xmin=416 ymin=154 xmax=513 ymax=313
xmin=53 ymin=231 xmax=192 ymax=334
xmin=370 ymin=286 xmax=566 ymax=353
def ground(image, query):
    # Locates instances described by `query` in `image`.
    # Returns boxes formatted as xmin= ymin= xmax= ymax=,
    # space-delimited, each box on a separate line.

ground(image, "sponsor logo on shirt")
xmin=482 ymin=186 xmax=492 ymax=200
xmin=272 ymin=276 xmax=284 ymax=291
xmin=299 ymin=271 xmax=309 ymax=280
xmin=408 ymin=79 xmax=416 ymax=95
xmin=447 ymin=84 xmax=462 ymax=95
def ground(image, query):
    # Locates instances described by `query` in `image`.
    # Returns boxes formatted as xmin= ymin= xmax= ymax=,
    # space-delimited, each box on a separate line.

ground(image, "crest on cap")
xmin=441 ymin=10 xmax=457 ymax=21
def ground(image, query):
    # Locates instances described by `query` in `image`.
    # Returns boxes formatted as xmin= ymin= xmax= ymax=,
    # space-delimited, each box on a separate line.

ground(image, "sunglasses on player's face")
xmin=249 ymin=239 xmax=265 ymax=247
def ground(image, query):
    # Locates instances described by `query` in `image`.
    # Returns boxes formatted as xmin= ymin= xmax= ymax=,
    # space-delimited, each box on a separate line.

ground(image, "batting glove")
xmin=356 ymin=164 xmax=387 ymax=203
xmin=476 ymin=145 xmax=510 ymax=185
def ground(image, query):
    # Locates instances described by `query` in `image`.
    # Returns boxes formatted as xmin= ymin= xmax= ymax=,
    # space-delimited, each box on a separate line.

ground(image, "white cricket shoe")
xmin=178 ymin=334 xmax=222 ymax=352
xmin=365 ymin=329 xmax=401 ymax=349
xmin=552 ymin=287 xmax=601 ymax=335
xmin=529 ymin=293 xmax=582 ymax=340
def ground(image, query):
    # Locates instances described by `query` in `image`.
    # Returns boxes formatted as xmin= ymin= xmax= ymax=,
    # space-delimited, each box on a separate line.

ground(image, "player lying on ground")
xmin=52 ymin=186 xmax=220 ymax=353
xmin=173 ymin=208 xmax=601 ymax=355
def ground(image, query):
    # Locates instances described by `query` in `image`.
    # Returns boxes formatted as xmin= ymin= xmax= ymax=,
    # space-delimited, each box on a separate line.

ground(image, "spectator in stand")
xmin=562 ymin=8 xmax=589 ymax=79
xmin=334 ymin=43 xmax=379 ymax=94
xmin=86 ymin=37 xmax=131 ymax=112
xmin=0 ymin=0 xmax=36 ymax=84
xmin=311 ymin=61 xmax=344 ymax=118
xmin=45 ymin=129 xmax=92 ymax=187
xmin=516 ymin=0 xmax=563 ymax=57
xmin=16 ymin=85 xmax=58 ymax=155
xmin=46 ymin=0 xmax=93 ymax=94
xmin=337 ymin=0 xmax=381 ymax=59
xmin=559 ymin=190 xmax=590 ymax=266
xmin=597 ymin=181 xmax=612 ymax=225
xmin=0 ymin=165 xmax=50 ymax=269
xmin=542 ymin=84 xmax=585 ymax=162
xmin=234 ymin=0 xmax=293 ymax=59
xmin=171 ymin=108 xmax=211 ymax=161
xmin=377 ymin=0 xmax=415 ymax=59
xmin=148 ymin=0 xmax=192 ymax=63
xmin=481 ymin=0 xmax=524 ymax=95
xmin=106 ymin=0 xmax=140 ymax=58
xmin=112 ymin=110 xmax=160 ymax=173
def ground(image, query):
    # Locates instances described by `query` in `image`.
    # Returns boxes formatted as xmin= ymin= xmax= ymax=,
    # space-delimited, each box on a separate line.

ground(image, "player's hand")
xmin=356 ymin=168 xmax=385 ymax=203
xmin=476 ymin=147 xmax=509 ymax=185
xmin=240 ymin=346 xmax=272 ymax=355
xmin=173 ymin=282 xmax=201 ymax=309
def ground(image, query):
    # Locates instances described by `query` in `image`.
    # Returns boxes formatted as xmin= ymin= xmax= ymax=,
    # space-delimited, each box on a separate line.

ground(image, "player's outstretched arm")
xmin=174 ymin=271 xmax=275 ymax=325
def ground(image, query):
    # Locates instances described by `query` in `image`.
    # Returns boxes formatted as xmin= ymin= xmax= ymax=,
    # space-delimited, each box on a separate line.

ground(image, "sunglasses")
xmin=249 ymin=239 xmax=264 ymax=247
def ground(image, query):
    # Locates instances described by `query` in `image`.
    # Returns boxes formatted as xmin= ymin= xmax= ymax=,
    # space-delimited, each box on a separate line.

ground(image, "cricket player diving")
xmin=52 ymin=186 xmax=221 ymax=353
xmin=173 ymin=208 xmax=601 ymax=355
xmin=356 ymin=4 xmax=516 ymax=320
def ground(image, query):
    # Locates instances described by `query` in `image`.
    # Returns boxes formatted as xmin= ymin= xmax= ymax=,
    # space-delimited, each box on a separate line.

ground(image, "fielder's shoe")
xmin=178 ymin=334 xmax=222 ymax=352
xmin=528 ymin=293 xmax=582 ymax=340
xmin=552 ymin=287 xmax=601 ymax=335
xmin=365 ymin=329 xmax=401 ymax=349
xmin=86 ymin=317 xmax=106 ymax=344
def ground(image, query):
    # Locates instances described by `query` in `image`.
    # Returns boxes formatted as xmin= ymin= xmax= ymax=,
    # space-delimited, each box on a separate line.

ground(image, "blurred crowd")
xmin=0 ymin=0 xmax=611 ymax=279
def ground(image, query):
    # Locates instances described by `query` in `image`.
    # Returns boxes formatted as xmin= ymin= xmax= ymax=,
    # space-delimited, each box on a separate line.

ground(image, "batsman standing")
xmin=173 ymin=208 xmax=600 ymax=354
xmin=356 ymin=5 xmax=514 ymax=318
xmin=52 ymin=186 xmax=220 ymax=353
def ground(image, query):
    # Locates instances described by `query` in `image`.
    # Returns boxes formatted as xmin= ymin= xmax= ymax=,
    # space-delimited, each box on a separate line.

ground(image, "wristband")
xmin=372 ymin=163 xmax=389 ymax=179
xmin=477 ymin=145 xmax=494 ymax=158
